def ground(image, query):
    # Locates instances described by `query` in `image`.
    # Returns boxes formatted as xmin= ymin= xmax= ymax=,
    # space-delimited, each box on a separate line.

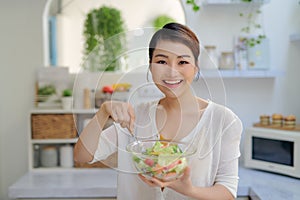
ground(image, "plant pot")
xmin=61 ymin=97 xmax=73 ymax=110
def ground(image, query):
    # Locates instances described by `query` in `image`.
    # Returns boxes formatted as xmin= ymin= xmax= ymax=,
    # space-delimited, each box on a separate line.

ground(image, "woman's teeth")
xmin=163 ymin=80 xmax=182 ymax=85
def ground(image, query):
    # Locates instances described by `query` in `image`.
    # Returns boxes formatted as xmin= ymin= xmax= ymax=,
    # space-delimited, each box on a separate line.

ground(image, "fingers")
xmin=107 ymin=101 xmax=135 ymax=133
xmin=138 ymin=174 xmax=163 ymax=187
xmin=180 ymin=166 xmax=191 ymax=181
xmin=128 ymin=104 xmax=135 ymax=133
xmin=138 ymin=174 xmax=157 ymax=187
xmin=138 ymin=174 xmax=172 ymax=188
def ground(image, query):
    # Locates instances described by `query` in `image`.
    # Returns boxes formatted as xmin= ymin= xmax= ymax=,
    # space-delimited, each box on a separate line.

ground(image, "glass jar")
xmin=219 ymin=52 xmax=235 ymax=70
xmin=202 ymin=46 xmax=219 ymax=69
xmin=59 ymin=144 xmax=74 ymax=168
xmin=40 ymin=145 xmax=58 ymax=167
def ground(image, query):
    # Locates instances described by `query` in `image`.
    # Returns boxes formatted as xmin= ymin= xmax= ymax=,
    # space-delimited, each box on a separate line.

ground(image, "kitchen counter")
xmin=8 ymin=169 xmax=117 ymax=199
xmin=238 ymin=167 xmax=300 ymax=199
xmin=9 ymin=167 xmax=300 ymax=199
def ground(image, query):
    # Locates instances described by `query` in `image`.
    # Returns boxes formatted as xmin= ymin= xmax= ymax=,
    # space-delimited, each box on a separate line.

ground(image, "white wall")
xmin=0 ymin=1 xmax=47 ymax=200
xmin=53 ymin=0 xmax=185 ymax=73
xmin=0 ymin=0 xmax=299 ymax=200
xmin=185 ymin=1 xmax=300 ymax=126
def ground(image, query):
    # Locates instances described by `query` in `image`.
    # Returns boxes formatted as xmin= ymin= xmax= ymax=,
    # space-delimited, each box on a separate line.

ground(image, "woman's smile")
xmin=162 ymin=79 xmax=183 ymax=88
xmin=150 ymin=40 xmax=197 ymax=97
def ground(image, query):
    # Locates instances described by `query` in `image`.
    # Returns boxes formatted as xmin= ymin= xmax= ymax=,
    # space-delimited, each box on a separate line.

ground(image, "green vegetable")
xmin=134 ymin=141 xmax=187 ymax=181
xmin=38 ymin=85 xmax=56 ymax=95
xmin=62 ymin=89 xmax=72 ymax=97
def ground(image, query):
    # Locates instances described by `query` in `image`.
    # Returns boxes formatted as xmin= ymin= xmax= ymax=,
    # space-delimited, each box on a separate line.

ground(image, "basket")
xmin=31 ymin=114 xmax=77 ymax=139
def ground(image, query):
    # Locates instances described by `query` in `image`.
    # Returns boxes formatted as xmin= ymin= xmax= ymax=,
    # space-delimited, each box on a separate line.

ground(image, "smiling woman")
xmin=43 ymin=0 xmax=186 ymax=73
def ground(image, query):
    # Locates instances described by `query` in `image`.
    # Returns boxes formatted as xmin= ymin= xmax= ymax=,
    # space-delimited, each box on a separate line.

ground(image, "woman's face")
xmin=150 ymin=40 xmax=198 ymax=98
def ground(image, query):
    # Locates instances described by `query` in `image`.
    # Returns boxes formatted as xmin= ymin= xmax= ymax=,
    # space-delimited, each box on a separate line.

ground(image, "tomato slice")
xmin=144 ymin=158 xmax=154 ymax=166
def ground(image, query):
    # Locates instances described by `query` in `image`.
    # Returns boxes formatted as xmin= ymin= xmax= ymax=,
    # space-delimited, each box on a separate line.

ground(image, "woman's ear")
xmin=194 ymin=65 xmax=199 ymax=75
xmin=194 ymin=65 xmax=200 ymax=81
xmin=146 ymin=64 xmax=152 ymax=82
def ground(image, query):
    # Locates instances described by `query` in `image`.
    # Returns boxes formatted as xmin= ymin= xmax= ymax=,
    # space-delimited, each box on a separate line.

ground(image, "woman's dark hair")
xmin=148 ymin=22 xmax=200 ymax=67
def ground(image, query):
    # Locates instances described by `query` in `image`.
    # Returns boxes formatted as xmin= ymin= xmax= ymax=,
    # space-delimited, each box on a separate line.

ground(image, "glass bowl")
xmin=126 ymin=140 xmax=197 ymax=182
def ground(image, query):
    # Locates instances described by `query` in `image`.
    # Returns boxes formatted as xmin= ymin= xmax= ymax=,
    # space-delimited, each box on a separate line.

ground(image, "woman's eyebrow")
xmin=178 ymin=55 xmax=191 ymax=58
xmin=154 ymin=54 xmax=191 ymax=58
xmin=154 ymin=54 xmax=168 ymax=58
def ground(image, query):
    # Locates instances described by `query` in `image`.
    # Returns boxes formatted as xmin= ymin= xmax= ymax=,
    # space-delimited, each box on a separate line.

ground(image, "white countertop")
xmin=238 ymin=167 xmax=300 ymax=200
xmin=8 ymin=169 xmax=117 ymax=199
xmin=9 ymin=167 xmax=300 ymax=199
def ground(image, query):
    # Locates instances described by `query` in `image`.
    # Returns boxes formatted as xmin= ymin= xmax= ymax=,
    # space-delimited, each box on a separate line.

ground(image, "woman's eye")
xmin=157 ymin=60 xmax=167 ymax=64
xmin=179 ymin=60 xmax=189 ymax=65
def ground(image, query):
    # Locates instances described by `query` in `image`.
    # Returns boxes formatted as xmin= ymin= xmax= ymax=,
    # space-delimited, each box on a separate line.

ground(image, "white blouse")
xmin=90 ymin=100 xmax=243 ymax=200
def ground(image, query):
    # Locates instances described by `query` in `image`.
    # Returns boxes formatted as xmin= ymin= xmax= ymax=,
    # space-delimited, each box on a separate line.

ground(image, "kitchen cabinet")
xmin=29 ymin=109 xmax=98 ymax=171
xmin=199 ymin=0 xmax=279 ymax=78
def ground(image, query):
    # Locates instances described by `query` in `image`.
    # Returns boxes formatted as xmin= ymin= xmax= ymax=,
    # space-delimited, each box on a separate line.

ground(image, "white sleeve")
xmin=89 ymin=124 xmax=118 ymax=164
xmin=215 ymin=116 xmax=243 ymax=198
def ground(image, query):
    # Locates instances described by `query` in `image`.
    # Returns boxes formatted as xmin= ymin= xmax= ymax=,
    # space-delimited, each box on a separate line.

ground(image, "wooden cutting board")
xmin=253 ymin=123 xmax=300 ymax=132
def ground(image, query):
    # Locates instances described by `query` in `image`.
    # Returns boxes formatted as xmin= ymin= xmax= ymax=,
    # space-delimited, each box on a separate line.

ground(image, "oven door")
xmin=244 ymin=127 xmax=300 ymax=178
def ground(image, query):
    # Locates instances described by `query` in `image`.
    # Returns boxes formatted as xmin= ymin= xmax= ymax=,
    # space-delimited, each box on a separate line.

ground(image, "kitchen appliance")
xmin=244 ymin=127 xmax=300 ymax=178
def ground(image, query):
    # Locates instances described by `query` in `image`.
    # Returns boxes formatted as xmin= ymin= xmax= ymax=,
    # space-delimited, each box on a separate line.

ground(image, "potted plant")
xmin=153 ymin=15 xmax=176 ymax=31
xmin=82 ymin=5 xmax=127 ymax=72
xmin=186 ymin=0 xmax=266 ymax=48
xmin=61 ymin=89 xmax=73 ymax=110
xmin=238 ymin=0 xmax=266 ymax=47
xmin=37 ymin=84 xmax=56 ymax=102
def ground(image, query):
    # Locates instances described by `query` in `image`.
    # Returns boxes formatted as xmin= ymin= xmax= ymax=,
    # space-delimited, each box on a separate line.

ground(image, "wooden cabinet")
xmin=29 ymin=109 xmax=97 ymax=171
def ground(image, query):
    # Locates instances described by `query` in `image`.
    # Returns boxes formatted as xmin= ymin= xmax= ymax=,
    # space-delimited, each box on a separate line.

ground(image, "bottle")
xmin=202 ymin=46 xmax=219 ymax=69
xmin=83 ymin=88 xmax=91 ymax=109
xmin=90 ymin=89 xmax=95 ymax=108
xmin=33 ymin=145 xmax=40 ymax=168
xmin=235 ymin=36 xmax=248 ymax=70
xmin=59 ymin=144 xmax=74 ymax=168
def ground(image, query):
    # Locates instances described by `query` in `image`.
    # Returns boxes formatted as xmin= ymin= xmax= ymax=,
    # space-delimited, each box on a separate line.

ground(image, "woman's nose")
xmin=168 ymin=64 xmax=179 ymax=75
xmin=169 ymin=61 xmax=177 ymax=69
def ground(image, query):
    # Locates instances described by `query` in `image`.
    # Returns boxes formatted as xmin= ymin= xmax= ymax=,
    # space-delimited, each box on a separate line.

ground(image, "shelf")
xmin=31 ymin=138 xmax=78 ymax=144
xmin=200 ymin=69 xmax=285 ymax=78
xmin=30 ymin=167 xmax=99 ymax=172
xmin=202 ymin=0 xmax=270 ymax=6
xmin=31 ymin=109 xmax=97 ymax=114
xmin=290 ymin=33 xmax=300 ymax=42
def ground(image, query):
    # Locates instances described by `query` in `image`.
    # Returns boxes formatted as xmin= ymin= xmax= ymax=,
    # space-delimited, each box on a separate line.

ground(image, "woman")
xmin=74 ymin=23 xmax=242 ymax=200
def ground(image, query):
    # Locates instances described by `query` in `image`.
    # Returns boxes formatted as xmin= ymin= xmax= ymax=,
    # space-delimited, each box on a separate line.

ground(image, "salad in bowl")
xmin=127 ymin=140 xmax=197 ymax=182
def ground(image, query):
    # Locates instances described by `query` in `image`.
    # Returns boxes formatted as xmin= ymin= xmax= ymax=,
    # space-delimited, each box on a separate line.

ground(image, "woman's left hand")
xmin=138 ymin=167 xmax=194 ymax=196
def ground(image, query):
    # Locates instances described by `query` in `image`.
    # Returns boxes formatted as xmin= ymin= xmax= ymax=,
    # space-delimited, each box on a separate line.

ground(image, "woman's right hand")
xmin=101 ymin=101 xmax=135 ymax=133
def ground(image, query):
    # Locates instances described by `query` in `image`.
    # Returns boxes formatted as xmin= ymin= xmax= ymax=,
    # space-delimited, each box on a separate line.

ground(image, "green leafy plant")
xmin=37 ymin=85 xmax=56 ymax=102
xmin=62 ymin=89 xmax=72 ymax=97
xmin=83 ymin=6 xmax=126 ymax=71
xmin=239 ymin=0 xmax=266 ymax=47
xmin=38 ymin=85 xmax=56 ymax=96
xmin=185 ymin=0 xmax=265 ymax=48
xmin=186 ymin=0 xmax=200 ymax=11
xmin=153 ymin=15 xmax=176 ymax=31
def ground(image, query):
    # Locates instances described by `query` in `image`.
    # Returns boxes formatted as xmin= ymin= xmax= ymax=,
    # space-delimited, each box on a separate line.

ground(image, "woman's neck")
xmin=160 ymin=91 xmax=199 ymax=113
